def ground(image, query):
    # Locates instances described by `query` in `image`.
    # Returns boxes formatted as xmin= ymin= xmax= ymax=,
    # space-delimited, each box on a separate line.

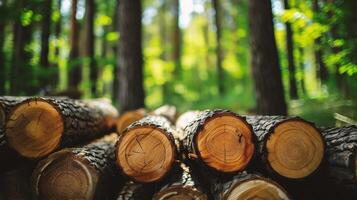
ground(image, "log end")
xmin=5 ymin=99 xmax=64 ymax=159
xmin=116 ymin=109 xmax=146 ymax=133
xmin=225 ymin=178 xmax=290 ymax=200
xmin=32 ymin=151 xmax=98 ymax=200
xmin=196 ymin=114 xmax=255 ymax=172
xmin=266 ymin=119 xmax=324 ymax=179
xmin=117 ymin=126 xmax=175 ymax=183
xmin=153 ymin=186 xmax=207 ymax=200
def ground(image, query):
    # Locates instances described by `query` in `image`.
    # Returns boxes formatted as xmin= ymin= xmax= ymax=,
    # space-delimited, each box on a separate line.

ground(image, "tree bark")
xmin=283 ymin=0 xmax=298 ymax=99
xmin=172 ymin=0 xmax=181 ymax=78
xmin=246 ymin=116 xmax=325 ymax=180
xmin=312 ymin=0 xmax=328 ymax=83
xmin=40 ymin=0 xmax=52 ymax=69
xmin=86 ymin=0 xmax=97 ymax=97
xmin=117 ymin=0 xmax=145 ymax=112
xmin=32 ymin=134 xmax=121 ymax=200
xmin=248 ymin=0 xmax=287 ymax=115
xmin=115 ymin=181 xmax=156 ymax=200
xmin=112 ymin=0 xmax=120 ymax=104
xmin=116 ymin=115 xmax=177 ymax=183
xmin=5 ymin=97 xmax=118 ymax=159
xmin=212 ymin=0 xmax=224 ymax=95
xmin=68 ymin=0 xmax=81 ymax=89
xmin=54 ymin=0 xmax=62 ymax=59
xmin=211 ymin=171 xmax=291 ymax=200
xmin=175 ymin=110 xmax=255 ymax=174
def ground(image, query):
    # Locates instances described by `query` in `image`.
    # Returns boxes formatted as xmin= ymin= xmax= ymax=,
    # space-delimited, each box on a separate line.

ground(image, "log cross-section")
xmin=116 ymin=115 xmax=177 ymax=183
xmin=5 ymin=97 xmax=118 ymax=159
xmin=246 ymin=116 xmax=325 ymax=179
xmin=31 ymin=134 xmax=120 ymax=200
xmin=176 ymin=110 xmax=255 ymax=173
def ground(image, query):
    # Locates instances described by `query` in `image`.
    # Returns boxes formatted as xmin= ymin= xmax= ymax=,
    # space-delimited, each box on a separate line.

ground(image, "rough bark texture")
xmin=211 ymin=171 xmax=290 ymax=200
xmin=5 ymin=97 xmax=118 ymax=159
xmin=176 ymin=109 xmax=255 ymax=174
xmin=32 ymin=134 xmax=120 ymax=200
xmin=322 ymin=126 xmax=357 ymax=186
xmin=153 ymin=163 xmax=208 ymax=200
xmin=212 ymin=0 xmax=224 ymax=95
xmin=248 ymin=0 xmax=287 ymax=115
xmin=86 ymin=0 xmax=97 ymax=97
xmin=116 ymin=115 xmax=177 ymax=183
xmin=283 ymin=0 xmax=298 ymax=99
xmin=117 ymin=0 xmax=145 ymax=112
xmin=116 ymin=181 xmax=156 ymax=200
xmin=246 ymin=115 xmax=324 ymax=179
xmin=69 ymin=0 xmax=81 ymax=89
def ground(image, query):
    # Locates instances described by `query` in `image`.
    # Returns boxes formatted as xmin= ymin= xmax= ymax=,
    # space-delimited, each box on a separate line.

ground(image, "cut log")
xmin=0 ymin=166 xmax=34 ymax=200
xmin=4 ymin=97 xmax=118 ymax=159
xmin=116 ymin=108 xmax=146 ymax=134
xmin=116 ymin=115 xmax=177 ymax=183
xmin=151 ymin=105 xmax=177 ymax=123
xmin=116 ymin=181 xmax=156 ymax=200
xmin=322 ymin=126 xmax=357 ymax=185
xmin=246 ymin=116 xmax=325 ymax=179
xmin=211 ymin=171 xmax=291 ymax=200
xmin=176 ymin=109 xmax=255 ymax=173
xmin=31 ymin=133 xmax=120 ymax=200
xmin=153 ymin=163 xmax=208 ymax=200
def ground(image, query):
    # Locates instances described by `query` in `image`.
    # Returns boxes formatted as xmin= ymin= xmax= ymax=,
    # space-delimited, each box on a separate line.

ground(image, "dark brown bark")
xmin=116 ymin=181 xmax=156 ymax=200
xmin=117 ymin=0 xmax=145 ymax=112
xmin=5 ymin=97 xmax=118 ymax=159
xmin=312 ymin=0 xmax=328 ymax=83
xmin=86 ymin=0 xmax=97 ymax=97
xmin=68 ymin=0 xmax=81 ymax=89
xmin=153 ymin=164 xmax=208 ymax=200
xmin=32 ymin=134 xmax=121 ymax=200
xmin=39 ymin=0 xmax=52 ymax=69
xmin=212 ymin=0 xmax=224 ymax=95
xmin=283 ymin=0 xmax=298 ymax=99
xmin=248 ymin=0 xmax=287 ymax=115
xmin=246 ymin=115 xmax=325 ymax=180
xmin=172 ymin=0 xmax=181 ymax=77
xmin=112 ymin=0 xmax=120 ymax=104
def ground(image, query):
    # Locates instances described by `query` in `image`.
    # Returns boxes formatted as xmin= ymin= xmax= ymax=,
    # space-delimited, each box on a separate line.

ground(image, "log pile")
xmin=0 ymin=96 xmax=356 ymax=200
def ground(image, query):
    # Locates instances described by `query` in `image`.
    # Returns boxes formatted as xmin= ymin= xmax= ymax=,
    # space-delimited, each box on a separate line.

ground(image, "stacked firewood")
xmin=0 ymin=96 xmax=356 ymax=200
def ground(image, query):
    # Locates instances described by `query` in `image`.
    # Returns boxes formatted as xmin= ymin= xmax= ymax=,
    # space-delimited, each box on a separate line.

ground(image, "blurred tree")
xmin=312 ymin=0 xmax=328 ymax=83
xmin=212 ymin=0 xmax=224 ymax=95
xmin=0 ymin=0 xmax=7 ymax=95
xmin=40 ymin=0 xmax=52 ymax=89
xmin=112 ymin=0 xmax=119 ymax=103
xmin=86 ymin=0 xmax=97 ymax=97
xmin=117 ymin=0 xmax=145 ymax=112
xmin=68 ymin=0 xmax=81 ymax=90
xmin=248 ymin=0 xmax=287 ymax=115
xmin=54 ymin=0 xmax=61 ymax=60
xmin=283 ymin=0 xmax=298 ymax=99
xmin=172 ymin=0 xmax=181 ymax=78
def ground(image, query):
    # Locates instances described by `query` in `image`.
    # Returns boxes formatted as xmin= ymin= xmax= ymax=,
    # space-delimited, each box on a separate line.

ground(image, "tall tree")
xmin=172 ymin=0 xmax=181 ymax=78
xmin=283 ymin=0 xmax=298 ymax=99
xmin=117 ymin=0 xmax=145 ymax=112
xmin=312 ymin=0 xmax=328 ymax=83
xmin=159 ymin=0 xmax=169 ymax=103
xmin=54 ymin=0 xmax=62 ymax=62
xmin=212 ymin=0 xmax=224 ymax=95
xmin=40 ymin=0 xmax=53 ymax=89
xmin=86 ymin=0 xmax=97 ymax=96
xmin=248 ymin=0 xmax=287 ymax=115
xmin=0 ymin=0 xmax=7 ymax=95
xmin=112 ymin=0 xmax=120 ymax=104
xmin=68 ymin=0 xmax=81 ymax=90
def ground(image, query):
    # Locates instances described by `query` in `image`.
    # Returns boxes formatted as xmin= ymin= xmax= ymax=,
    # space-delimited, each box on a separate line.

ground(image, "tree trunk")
xmin=117 ymin=0 xmax=145 ymax=112
xmin=212 ymin=0 xmax=224 ymax=95
xmin=68 ymin=0 xmax=81 ymax=90
xmin=246 ymin=116 xmax=325 ymax=180
xmin=4 ymin=97 xmax=118 ymax=159
xmin=211 ymin=171 xmax=291 ymax=200
xmin=175 ymin=110 xmax=255 ymax=174
xmin=312 ymin=0 xmax=328 ymax=83
xmin=40 ymin=0 xmax=52 ymax=69
xmin=115 ymin=181 xmax=156 ymax=200
xmin=153 ymin=164 xmax=208 ymax=200
xmin=86 ymin=0 xmax=97 ymax=97
xmin=298 ymin=47 xmax=306 ymax=94
xmin=32 ymin=134 xmax=121 ymax=200
xmin=248 ymin=0 xmax=287 ymax=115
xmin=112 ymin=0 xmax=120 ymax=104
xmin=54 ymin=0 xmax=62 ymax=59
xmin=172 ymin=0 xmax=181 ymax=78
xmin=0 ymin=0 xmax=7 ymax=95
xmin=116 ymin=115 xmax=177 ymax=183
xmin=283 ymin=0 xmax=298 ymax=99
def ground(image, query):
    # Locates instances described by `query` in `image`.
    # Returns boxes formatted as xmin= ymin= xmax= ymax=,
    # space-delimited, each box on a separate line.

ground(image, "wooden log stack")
xmin=0 ymin=96 xmax=356 ymax=200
